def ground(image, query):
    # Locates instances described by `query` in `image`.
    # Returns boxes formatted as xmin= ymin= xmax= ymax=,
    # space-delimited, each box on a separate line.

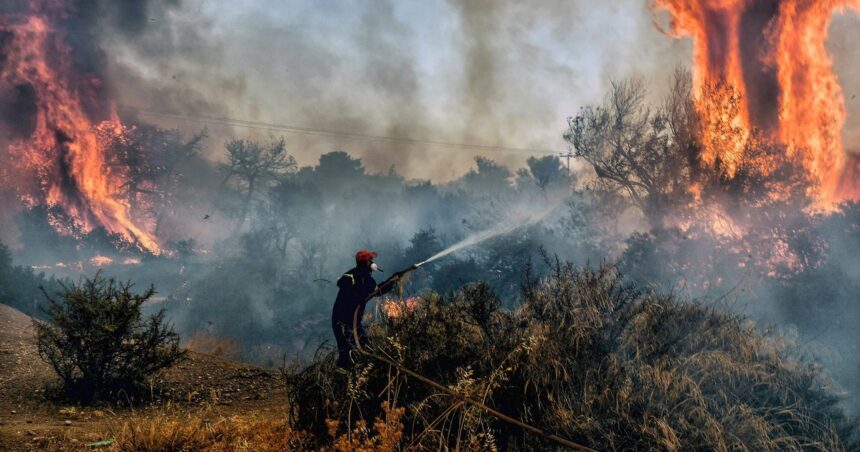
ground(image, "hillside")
xmin=0 ymin=304 xmax=289 ymax=451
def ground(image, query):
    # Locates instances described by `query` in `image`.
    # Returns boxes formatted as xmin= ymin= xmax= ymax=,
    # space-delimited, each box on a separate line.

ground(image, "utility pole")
xmin=559 ymin=149 xmax=575 ymax=194
xmin=559 ymin=150 xmax=574 ymax=175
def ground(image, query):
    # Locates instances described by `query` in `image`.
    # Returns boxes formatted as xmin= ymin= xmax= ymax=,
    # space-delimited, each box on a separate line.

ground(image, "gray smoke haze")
xmin=96 ymin=0 xmax=689 ymax=181
xmin=829 ymin=10 xmax=860 ymax=154
xmin=6 ymin=1 xmax=860 ymax=182
xmin=1 ymin=0 xmax=858 ymax=417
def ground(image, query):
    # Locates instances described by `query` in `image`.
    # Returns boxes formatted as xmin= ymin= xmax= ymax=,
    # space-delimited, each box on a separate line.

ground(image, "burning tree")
xmin=565 ymin=65 xmax=825 ymax=280
xmin=652 ymin=0 xmax=860 ymax=204
xmin=0 ymin=7 xmax=162 ymax=253
xmin=103 ymin=125 xmax=208 ymax=237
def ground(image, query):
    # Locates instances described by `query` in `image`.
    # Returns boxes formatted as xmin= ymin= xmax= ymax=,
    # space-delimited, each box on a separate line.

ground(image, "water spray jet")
xmin=373 ymin=196 xmax=566 ymax=291
xmin=348 ymin=196 xmax=594 ymax=451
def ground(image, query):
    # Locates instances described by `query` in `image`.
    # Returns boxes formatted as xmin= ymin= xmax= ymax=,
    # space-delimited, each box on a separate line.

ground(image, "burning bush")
xmin=285 ymin=263 xmax=858 ymax=450
xmin=34 ymin=272 xmax=185 ymax=403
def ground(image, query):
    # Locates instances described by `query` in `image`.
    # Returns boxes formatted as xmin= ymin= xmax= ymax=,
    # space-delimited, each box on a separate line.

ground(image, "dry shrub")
xmin=324 ymin=401 xmax=405 ymax=452
xmin=110 ymin=406 xmax=312 ymax=451
xmin=286 ymin=263 xmax=859 ymax=450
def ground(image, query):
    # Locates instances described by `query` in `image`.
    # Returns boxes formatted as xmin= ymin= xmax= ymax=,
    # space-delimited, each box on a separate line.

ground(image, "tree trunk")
xmin=233 ymin=175 xmax=256 ymax=236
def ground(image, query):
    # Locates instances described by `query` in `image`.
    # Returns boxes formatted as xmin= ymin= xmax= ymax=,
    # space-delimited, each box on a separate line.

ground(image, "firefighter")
xmin=332 ymin=249 xmax=396 ymax=369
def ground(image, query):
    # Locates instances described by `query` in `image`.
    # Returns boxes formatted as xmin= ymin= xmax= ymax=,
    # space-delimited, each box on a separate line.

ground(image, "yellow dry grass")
xmin=105 ymin=406 xmax=311 ymax=451
xmin=97 ymin=401 xmax=405 ymax=451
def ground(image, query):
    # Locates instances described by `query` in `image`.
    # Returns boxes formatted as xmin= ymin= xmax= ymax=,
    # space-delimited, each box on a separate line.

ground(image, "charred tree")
xmin=221 ymin=138 xmax=295 ymax=236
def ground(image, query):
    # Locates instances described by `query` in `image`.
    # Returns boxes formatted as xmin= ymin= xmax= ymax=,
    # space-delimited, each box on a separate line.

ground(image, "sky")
xmin=103 ymin=0 xmax=860 ymax=181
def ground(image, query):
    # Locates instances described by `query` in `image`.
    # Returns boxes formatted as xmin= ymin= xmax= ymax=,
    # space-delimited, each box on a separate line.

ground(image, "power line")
xmin=120 ymin=105 xmax=560 ymax=156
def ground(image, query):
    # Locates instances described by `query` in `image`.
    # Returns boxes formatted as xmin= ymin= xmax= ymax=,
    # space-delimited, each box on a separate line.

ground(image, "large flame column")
xmin=653 ymin=0 xmax=860 ymax=204
xmin=0 ymin=14 xmax=160 ymax=253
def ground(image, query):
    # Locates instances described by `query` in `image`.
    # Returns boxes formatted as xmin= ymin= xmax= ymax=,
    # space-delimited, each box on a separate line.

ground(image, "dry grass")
xmin=285 ymin=262 xmax=859 ymax=450
xmin=99 ymin=402 xmax=405 ymax=451
xmin=183 ymin=332 xmax=242 ymax=361
xmin=325 ymin=401 xmax=406 ymax=452
xmin=107 ymin=405 xmax=312 ymax=451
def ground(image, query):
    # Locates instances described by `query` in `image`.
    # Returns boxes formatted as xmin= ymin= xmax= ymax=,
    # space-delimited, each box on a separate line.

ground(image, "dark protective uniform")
xmin=332 ymin=266 xmax=393 ymax=367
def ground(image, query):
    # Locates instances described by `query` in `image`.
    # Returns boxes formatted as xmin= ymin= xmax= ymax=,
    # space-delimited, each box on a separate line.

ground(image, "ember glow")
xmin=653 ymin=0 xmax=860 ymax=204
xmin=89 ymin=255 xmax=113 ymax=267
xmin=380 ymin=297 xmax=419 ymax=318
xmin=0 ymin=7 xmax=160 ymax=253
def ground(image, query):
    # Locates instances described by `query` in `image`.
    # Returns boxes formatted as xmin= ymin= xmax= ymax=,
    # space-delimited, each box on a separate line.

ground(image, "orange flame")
xmin=1 ymin=13 xmax=160 ymax=253
xmin=89 ymin=255 xmax=113 ymax=267
xmin=654 ymin=0 xmax=860 ymax=204
xmin=380 ymin=297 xmax=419 ymax=318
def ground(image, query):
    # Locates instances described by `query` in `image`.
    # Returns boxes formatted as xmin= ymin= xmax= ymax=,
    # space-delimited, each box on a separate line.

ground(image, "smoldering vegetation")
xmin=286 ymin=264 xmax=859 ymax=450
xmin=1 ymin=68 xmax=860 ymax=447
xmin=168 ymin=148 xmax=588 ymax=365
xmin=1 ymin=73 xmax=860 ymax=394
xmin=0 ymin=1 xmax=859 ymax=448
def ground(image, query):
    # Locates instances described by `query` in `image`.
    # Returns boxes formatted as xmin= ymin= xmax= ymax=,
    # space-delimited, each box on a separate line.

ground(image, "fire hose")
xmin=351 ymin=265 xmax=596 ymax=452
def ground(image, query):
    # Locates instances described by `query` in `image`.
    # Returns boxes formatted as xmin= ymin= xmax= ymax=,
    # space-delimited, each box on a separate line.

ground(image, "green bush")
xmin=0 ymin=241 xmax=67 ymax=318
xmin=34 ymin=272 xmax=184 ymax=403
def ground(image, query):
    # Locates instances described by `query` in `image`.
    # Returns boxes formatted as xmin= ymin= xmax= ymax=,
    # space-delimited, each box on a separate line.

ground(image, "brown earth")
xmin=0 ymin=304 xmax=291 ymax=451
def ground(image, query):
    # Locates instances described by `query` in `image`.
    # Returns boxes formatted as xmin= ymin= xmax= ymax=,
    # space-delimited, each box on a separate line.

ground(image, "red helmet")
xmin=355 ymin=249 xmax=378 ymax=265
